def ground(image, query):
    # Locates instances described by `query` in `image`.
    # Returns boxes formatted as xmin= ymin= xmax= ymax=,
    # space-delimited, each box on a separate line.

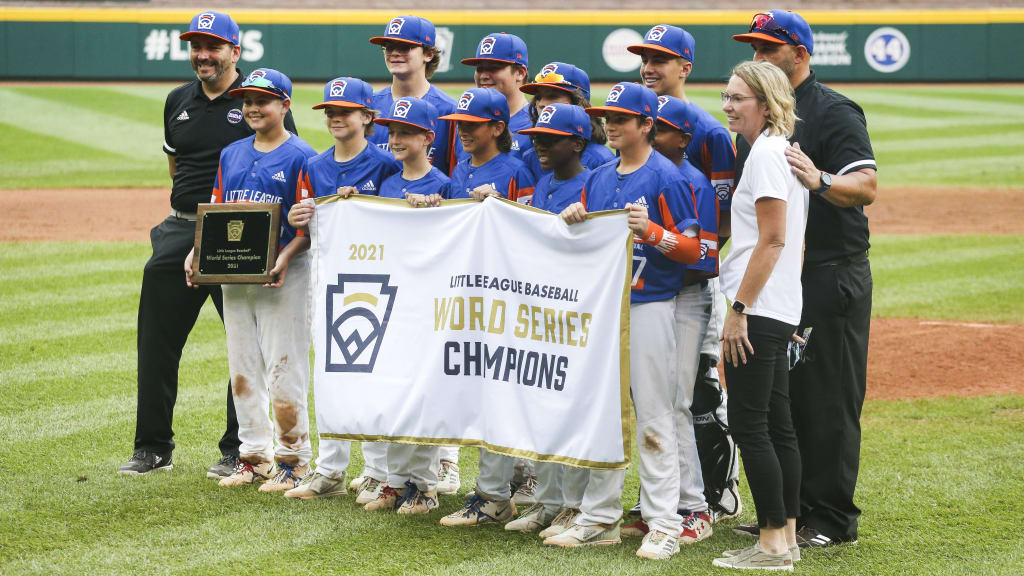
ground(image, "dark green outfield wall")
xmin=3 ymin=17 xmax=1023 ymax=82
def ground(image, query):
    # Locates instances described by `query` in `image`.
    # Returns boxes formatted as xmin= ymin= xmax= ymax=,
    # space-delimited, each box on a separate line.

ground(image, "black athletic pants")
xmin=133 ymin=215 xmax=239 ymax=457
xmin=790 ymin=257 xmax=872 ymax=542
xmin=725 ymin=314 xmax=800 ymax=529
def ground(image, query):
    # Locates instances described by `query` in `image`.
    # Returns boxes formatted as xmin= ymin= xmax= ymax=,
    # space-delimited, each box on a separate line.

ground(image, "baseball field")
xmin=1 ymin=82 xmax=1022 ymax=575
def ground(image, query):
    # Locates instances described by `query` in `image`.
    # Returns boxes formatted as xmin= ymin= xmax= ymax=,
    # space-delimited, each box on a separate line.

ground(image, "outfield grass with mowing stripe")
xmin=0 ymin=239 xmax=1021 ymax=575
xmin=1 ymin=83 xmax=1022 ymax=189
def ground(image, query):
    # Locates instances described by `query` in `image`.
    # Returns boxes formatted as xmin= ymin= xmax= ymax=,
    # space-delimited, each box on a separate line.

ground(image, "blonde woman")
xmin=713 ymin=60 xmax=806 ymax=572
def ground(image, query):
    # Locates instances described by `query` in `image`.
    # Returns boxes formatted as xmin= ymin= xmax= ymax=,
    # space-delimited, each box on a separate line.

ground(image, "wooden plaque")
xmin=192 ymin=203 xmax=281 ymax=284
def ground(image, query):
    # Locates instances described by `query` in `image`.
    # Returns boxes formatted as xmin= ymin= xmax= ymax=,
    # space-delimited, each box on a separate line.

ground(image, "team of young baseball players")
xmin=191 ymin=10 xmax=754 ymax=563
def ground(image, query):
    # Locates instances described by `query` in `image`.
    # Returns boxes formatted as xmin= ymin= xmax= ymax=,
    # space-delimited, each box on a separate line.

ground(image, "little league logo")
xmin=647 ymin=25 xmax=668 ymax=42
xmin=657 ymin=95 xmax=669 ymax=112
xmin=537 ymin=105 xmax=557 ymax=125
xmin=457 ymin=91 xmax=475 ymax=111
xmin=540 ymin=63 xmax=559 ymax=76
xmin=247 ymin=70 xmax=267 ymax=83
xmin=197 ymin=12 xmax=216 ymax=30
xmin=479 ymin=37 xmax=496 ymax=55
xmin=325 ymin=274 xmax=398 ymax=373
xmin=606 ymin=84 xmax=626 ymax=103
xmin=715 ymin=183 xmax=731 ymax=201
xmin=387 ymin=17 xmax=406 ymax=36
xmin=393 ymin=99 xmax=412 ymax=119
xmin=226 ymin=108 xmax=243 ymax=124
xmin=330 ymin=79 xmax=347 ymax=98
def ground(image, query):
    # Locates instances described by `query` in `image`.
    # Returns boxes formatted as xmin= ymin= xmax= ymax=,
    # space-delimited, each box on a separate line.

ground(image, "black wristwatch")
xmin=731 ymin=300 xmax=747 ymax=315
xmin=811 ymin=172 xmax=832 ymax=195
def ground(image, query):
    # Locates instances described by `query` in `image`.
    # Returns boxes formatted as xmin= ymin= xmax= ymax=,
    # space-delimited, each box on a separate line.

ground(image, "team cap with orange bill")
xmin=585 ymin=82 xmax=658 ymax=119
xmin=627 ymin=24 xmax=695 ymax=62
xmin=518 ymin=103 xmax=591 ymax=140
xmin=732 ymin=10 xmax=814 ymax=54
xmin=312 ymin=77 xmax=374 ymax=110
xmin=369 ymin=15 xmax=436 ymax=47
xmin=439 ymin=88 xmax=510 ymax=124
xmin=179 ymin=11 xmax=240 ymax=46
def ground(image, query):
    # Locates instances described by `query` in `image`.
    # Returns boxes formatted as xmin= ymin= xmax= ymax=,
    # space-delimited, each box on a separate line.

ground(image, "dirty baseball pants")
xmin=577 ymin=299 xmax=683 ymax=534
xmin=222 ymin=252 xmax=312 ymax=467
xmin=134 ymin=214 xmax=239 ymax=457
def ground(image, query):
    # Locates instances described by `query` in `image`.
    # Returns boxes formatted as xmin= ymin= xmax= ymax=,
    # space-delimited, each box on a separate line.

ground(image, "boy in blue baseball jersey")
xmin=519 ymin=62 xmax=614 ymax=181
xmin=283 ymin=76 xmax=400 ymax=503
xmin=441 ymin=88 xmax=535 ymax=204
xmin=500 ymin=102 xmax=593 ymax=536
xmin=547 ymin=83 xmax=701 ymax=560
xmin=184 ymin=69 xmax=317 ymax=492
xmin=367 ymin=15 xmax=460 ymax=177
xmin=461 ymin=33 xmax=532 ymax=160
xmin=377 ymin=97 xmax=450 ymax=207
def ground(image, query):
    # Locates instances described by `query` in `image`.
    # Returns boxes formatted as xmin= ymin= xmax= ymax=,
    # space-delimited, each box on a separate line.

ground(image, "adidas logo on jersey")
xmin=361 ymin=180 xmax=376 ymax=191
xmin=634 ymin=196 xmax=649 ymax=208
xmin=176 ymin=110 xmax=190 ymax=121
xmin=272 ymin=171 xmax=287 ymax=183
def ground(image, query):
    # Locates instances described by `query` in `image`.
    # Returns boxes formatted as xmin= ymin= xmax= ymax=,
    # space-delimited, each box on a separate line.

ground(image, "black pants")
xmin=725 ymin=314 xmax=800 ymax=529
xmin=133 ymin=215 xmax=239 ymax=457
xmin=791 ymin=258 xmax=872 ymax=541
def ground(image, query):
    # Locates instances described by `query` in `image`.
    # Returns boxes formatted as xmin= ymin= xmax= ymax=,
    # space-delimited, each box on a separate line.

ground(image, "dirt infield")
xmin=3 ymin=186 xmax=1022 ymax=401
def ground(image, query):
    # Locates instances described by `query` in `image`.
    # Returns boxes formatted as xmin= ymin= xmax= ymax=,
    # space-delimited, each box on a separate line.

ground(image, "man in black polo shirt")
xmin=731 ymin=10 xmax=877 ymax=547
xmin=118 ymin=11 xmax=297 ymax=477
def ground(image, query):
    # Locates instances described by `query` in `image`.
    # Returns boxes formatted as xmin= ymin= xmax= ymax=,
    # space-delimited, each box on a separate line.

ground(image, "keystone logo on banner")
xmin=325 ymin=274 xmax=398 ymax=373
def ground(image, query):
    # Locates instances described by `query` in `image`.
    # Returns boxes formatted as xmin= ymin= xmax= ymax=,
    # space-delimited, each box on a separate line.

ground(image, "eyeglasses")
xmin=749 ymin=12 xmax=800 ymax=46
xmin=720 ymin=92 xmax=757 ymax=105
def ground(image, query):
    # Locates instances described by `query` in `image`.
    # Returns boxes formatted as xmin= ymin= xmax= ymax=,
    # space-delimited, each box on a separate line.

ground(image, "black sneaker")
xmin=732 ymin=523 xmax=760 ymax=538
xmin=117 ymin=449 xmax=173 ymax=475
xmin=796 ymin=525 xmax=858 ymax=548
xmin=206 ymin=454 xmax=240 ymax=479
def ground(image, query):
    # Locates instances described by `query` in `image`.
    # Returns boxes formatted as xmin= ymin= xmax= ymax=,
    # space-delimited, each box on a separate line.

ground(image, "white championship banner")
xmin=309 ymin=196 xmax=633 ymax=469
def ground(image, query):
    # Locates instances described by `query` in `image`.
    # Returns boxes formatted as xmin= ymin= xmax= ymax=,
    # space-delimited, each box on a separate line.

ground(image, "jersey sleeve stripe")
xmin=836 ymin=159 xmax=877 ymax=176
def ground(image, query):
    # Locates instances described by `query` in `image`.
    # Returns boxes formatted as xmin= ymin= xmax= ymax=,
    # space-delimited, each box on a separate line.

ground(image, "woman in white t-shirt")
xmin=712 ymin=60 xmax=807 ymax=572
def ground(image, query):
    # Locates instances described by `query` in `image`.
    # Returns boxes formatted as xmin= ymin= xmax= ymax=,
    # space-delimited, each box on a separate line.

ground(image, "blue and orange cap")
xmin=586 ymin=82 xmax=658 ymax=119
xmin=733 ymin=10 xmax=814 ymax=54
xmin=627 ymin=24 xmax=695 ymax=62
xmin=520 ymin=62 xmax=591 ymax=99
xmin=179 ymin=11 xmax=240 ymax=46
xmin=369 ymin=15 xmax=436 ymax=47
xmin=461 ymin=33 xmax=528 ymax=68
xmin=312 ymin=77 xmax=374 ymax=110
xmin=374 ymin=97 xmax=438 ymax=132
xmin=518 ymin=103 xmax=591 ymax=141
xmin=228 ymin=69 xmax=292 ymax=101
xmin=655 ymin=95 xmax=699 ymax=134
xmin=439 ymin=88 xmax=510 ymax=124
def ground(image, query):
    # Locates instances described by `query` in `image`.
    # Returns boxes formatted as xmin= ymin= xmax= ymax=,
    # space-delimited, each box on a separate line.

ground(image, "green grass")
xmin=1 ymin=83 xmax=1022 ymax=188
xmin=1 ymin=241 xmax=1022 ymax=575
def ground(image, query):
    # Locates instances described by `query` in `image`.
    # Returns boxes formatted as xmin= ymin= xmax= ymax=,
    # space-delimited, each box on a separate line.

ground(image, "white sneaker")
xmin=283 ymin=471 xmax=347 ymax=500
xmin=396 ymin=482 xmax=439 ymax=515
xmin=538 ymin=507 xmax=581 ymax=538
xmin=348 ymin=475 xmax=367 ymax=492
xmin=218 ymin=460 xmax=273 ymax=487
xmin=364 ymin=484 xmax=402 ymax=511
xmin=505 ymin=504 xmax=559 ymax=533
xmin=511 ymin=475 xmax=538 ymax=507
xmin=440 ymin=493 xmax=516 ymax=526
xmin=680 ymin=510 xmax=714 ymax=543
xmin=636 ymin=529 xmax=680 ymax=560
xmin=355 ymin=477 xmax=384 ymax=505
xmin=543 ymin=523 xmax=620 ymax=547
xmin=712 ymin=542 xmax=794 ymax=571
xmin=722 ymin=544 xmax=800 ymax=563
xmin=437 ymin=460 xmax=461 ymax=495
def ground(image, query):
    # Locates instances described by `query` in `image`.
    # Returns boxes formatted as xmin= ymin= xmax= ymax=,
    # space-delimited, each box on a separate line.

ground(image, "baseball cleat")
xmin=354 ymin=477 xmax=384 ymax=505
xmin=543 ymin=523 xmax=621 ymax=548
xmin=284 ymin=471 xmax=347 ymax=500
xmin=364 ymin=484 xmax=402 ymax=511
xmin=505 ymin=504 xmax=559 ymax=533
xmin=680 ymin=510 xmax=713 ymax=543
xmin=712 ymin=542 xmax=794 ymax=571
xmin=538 ymin=507 xmax=581 ymax=538
xmin=259 ymin=463 xmax=308 ymax=493
xmin=117 ymin=450 xmax=173 ymax=476
xmin=511 ymin=475 xmax=538 ymax=507
xmin=396 ymin=482 xmax=439 ymax=515
xmin=218 ymin=460 xmax=273 ymax=487
xmin=620 ymin=518 xmax=649 ymax=538
xmin=437 ymin=460 xmax=461 ymax=495
xmin=440 ymin=492 xmax=516 ymax=526
xmin=636 ymin=529 xmax=680 ymax=560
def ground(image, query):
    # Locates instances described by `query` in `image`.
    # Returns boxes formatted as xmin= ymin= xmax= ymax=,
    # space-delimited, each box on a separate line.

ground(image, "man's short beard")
xmin=194 ymin=59 xmax=231 ymax=83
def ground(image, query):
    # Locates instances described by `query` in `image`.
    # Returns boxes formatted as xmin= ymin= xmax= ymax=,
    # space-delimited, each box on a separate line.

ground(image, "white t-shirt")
xmin=720 ymin=132 xmax=809 ymax=326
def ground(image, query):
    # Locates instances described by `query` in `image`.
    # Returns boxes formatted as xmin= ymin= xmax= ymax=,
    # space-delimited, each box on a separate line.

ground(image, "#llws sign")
xmin=309 ymin=196 xmax=633 ymax=469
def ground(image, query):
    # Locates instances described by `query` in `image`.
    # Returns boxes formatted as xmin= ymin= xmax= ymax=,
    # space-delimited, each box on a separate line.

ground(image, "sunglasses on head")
xmin=750 ymin=12 xmax=800 ymax=46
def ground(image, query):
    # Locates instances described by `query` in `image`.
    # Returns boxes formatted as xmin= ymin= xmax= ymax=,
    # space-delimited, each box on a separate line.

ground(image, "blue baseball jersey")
xmin=677 ymin=159 xmax=719 ymax=276
xmin=530 ymin=169 xmax=589 ymax=215
xmin=685 ymin=105 xmax=736 ymax=212
xmin=509 ymin=106 xmax=533 ymax=160
xmin=369 ymin=85 xmax=459 ymax=176
xmin=522 ymin=141 xmax=615 ymax=181
xmin=582 ymin=150 xmax=699 ymax=303
xmin=379 ymin=166 xmax=451 ymax=199
xmin=296 ymin=142 xmax=401 ymax=236
xmin=446 ymin=152 xmax=536 ymax=204
xmin=212 ymin=134 xmax=316 ymax=248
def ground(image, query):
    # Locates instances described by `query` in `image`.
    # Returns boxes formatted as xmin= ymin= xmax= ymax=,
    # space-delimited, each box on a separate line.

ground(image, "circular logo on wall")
xmin=602 ymin=28 xmax=644 ymax=73
xmin=226 ymin=108 xmax=243 ymax=124
xmin=864 ymin=27 xmax=910 ymax=73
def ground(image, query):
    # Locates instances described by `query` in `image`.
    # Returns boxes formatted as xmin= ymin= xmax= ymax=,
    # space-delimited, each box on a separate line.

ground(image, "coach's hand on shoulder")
xmin=184 ymin=248 xmax=199 ymax=289
xmin=288 ymin=202 xmax=314 ymax=230
xmin=560 ymin=202 xmax=588 ymax=225
xmin=336 ymin=186 xmax=359 ymax=199
xmin=784 ymin=142 xmax=822 ymax=191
